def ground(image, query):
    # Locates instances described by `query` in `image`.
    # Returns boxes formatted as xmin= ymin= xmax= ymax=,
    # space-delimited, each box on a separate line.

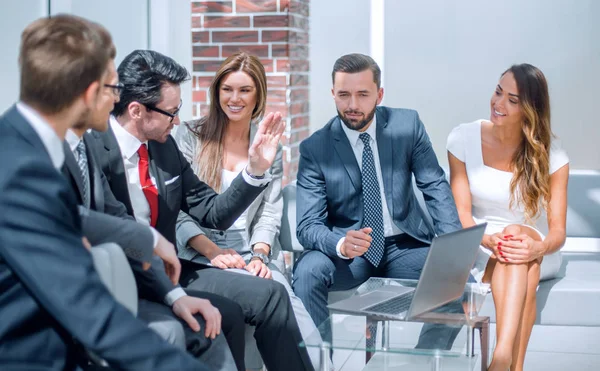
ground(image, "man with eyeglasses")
xmin=88 ymin=49 xmax=315 ymax=371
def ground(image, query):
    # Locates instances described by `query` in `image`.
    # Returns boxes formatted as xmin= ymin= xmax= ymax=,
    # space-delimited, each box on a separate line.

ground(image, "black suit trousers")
xmin=181 ymin=261 xmax=315 ymax=371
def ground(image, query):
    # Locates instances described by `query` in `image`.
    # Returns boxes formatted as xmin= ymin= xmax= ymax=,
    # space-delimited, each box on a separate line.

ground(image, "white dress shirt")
xmin=16 ymin=102 xmax=64 ymax=170
xmin=336 ymin=115 xmax=403 ymax=259
xmin=110 ymin=116 xmax=186 ymax=305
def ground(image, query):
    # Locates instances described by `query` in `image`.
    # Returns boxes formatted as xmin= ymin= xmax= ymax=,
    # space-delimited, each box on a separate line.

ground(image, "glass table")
xmin=301 ymin=278 xmax=491 ymax=371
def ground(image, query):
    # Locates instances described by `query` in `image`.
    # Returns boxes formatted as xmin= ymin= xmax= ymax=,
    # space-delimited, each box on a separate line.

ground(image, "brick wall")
xmin=190 ymin=0 xmax=310 ymax=185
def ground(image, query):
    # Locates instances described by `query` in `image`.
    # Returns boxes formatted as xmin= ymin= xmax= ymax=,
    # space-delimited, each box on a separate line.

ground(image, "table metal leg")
xmin=430 ymin=354 xmax=442 ymax=371
xmin=480 ymin=320 xmax=490 ymax=371
xmin=320 ymin=341 xmax=331 ymax=371
xmin=381 ymin=320 xmax=390 ymax=351
xmin=466 ymin=325 xmax=475 ymax=357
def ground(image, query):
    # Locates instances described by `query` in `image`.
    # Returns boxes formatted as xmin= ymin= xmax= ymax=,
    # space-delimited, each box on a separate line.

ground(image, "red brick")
xmin=191 ymin=16 xmax=202 ymax=28
xmin=290 ymin=88 xmax=308 ymax=102
xmin=192 ymin=31 xmax=209 ymax=43
xmin=262 ymin=30 xmax=288 ymax=42
xmin=289 ymin=44 xmax=308 ymax=59
xmin=271 ymin=44 xmax=288 ymax=58
xmin=254 ymin=15 xmax=289 ymax=28
xmin=192 ymin=45 xmax=219 ymax=58
xmin=265 ymin=103 xmax=287 ymax=117
xmin=291 ymin=115 xmax=308 ymax=129
xmin=222 ymin=44 xmax=269 ymax=58
xmin=275 ymin=59 xmax=290 ymax=72
xmin=194 ymin=76 xmax=215 ymax=88
xmin=191 ymin=1 xmax=233 ymax=13
xmin=194 ymin=60 xmax=226 ymax=73
xmin=289 ymin=30 xmax=308 ymax=45
xmin=280 ymin=0 xmax=290 ymax=12
xmin=192 ymin=90 xmax=208 ymax=103
xmin=290 ymin=101 xmax=308 ymax=116
xmin=290 ymin=73 xmax=308 ymax=87
xmin=267 ymin=89 xmax=287 ymax=103
xmin=260 ymin=59 xmax=275 ymax=73
xmin=289 ymin=59 xmax=309 ymax=72
xmin=290 ymin=128 xmax=310 ymax=143
xmin=212 ymin=31 xmax=258 ymax=43
xmin=289 ymin=14 xmax=308 ymax=30
xmin=289 ymin=1 xmax=309 ymax=17
xmin=204 ymin=15 xmax=250 ymax=28
xmin=266 ymin=75 xmax=287 ymax=88
xmin=236 ymin=0 xmax=277 ymax=13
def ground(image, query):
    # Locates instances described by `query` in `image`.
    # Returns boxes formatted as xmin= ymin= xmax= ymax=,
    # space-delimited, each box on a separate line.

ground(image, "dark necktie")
xmin=76 ymin=140 xmax=90 ymax=208
xmin=138 ymin=144 xmax=159 ymax=227
xmin=359 ymin=133 xmax=385 ymax=267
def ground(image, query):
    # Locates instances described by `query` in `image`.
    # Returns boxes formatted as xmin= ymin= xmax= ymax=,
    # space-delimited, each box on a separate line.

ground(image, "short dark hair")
xmin=19 ymin=14 xmax=115 ymax=114
xmin=332 ymin=53 xmax=381 ymax=88
xmin=113 ymin=50 xmax=190 ymax=117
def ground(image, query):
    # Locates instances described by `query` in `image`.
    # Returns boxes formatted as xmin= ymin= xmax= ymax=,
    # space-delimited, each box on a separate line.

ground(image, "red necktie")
xmin=138 ymin=144 xmax=158 ymax=227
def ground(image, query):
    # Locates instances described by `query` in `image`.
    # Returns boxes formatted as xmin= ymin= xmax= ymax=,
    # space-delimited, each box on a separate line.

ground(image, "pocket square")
xmin=164 ymin=176 xmax=180 ymax=186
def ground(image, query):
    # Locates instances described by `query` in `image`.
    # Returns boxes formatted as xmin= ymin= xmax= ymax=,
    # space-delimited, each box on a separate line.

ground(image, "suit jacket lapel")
xmin=331 ymin=117 xmax=361 ymax=191
xmin=83 ymin=134 xmax=104 ymax=211
xmin=147 ymin=141 xmax=166 ymax=227
xmin=376 ymin=108 xmax=394 ymax=217
xmin=62 ymin=141 xmax=85 ymax=204
xmin=98 ymin=126 xmax=136 ymax=217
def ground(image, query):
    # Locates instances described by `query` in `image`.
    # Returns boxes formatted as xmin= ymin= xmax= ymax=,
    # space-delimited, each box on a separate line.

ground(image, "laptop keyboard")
xmin=363 ymin=291 xmax=415 ymax=314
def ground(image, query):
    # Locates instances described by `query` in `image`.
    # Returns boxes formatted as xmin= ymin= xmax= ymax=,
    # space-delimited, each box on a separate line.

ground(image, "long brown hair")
xmin=505 ymin=64 xmax=553 ymax=222
xmin=188 ymin=52 xmax=267 ymax=190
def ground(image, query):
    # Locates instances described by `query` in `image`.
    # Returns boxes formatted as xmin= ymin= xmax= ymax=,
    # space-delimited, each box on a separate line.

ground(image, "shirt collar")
xmin=16 ymin=102 xmax=65 ymax=169
xmin=65 ymin=129 xmax=82 ymax=153
xmin=340 ymin=113 xmax=377 ymax=147
xmin=110 ymin=115 xmax=145 ymax=160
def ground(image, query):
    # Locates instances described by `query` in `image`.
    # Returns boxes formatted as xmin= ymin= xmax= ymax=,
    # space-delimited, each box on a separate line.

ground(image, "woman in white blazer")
xmin=174 ymin=52 xmax=319 ymax=370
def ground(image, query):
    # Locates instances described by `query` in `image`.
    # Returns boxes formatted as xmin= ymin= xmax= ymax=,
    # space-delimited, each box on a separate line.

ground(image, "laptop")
xmin=327 ymin=223 xmax=486 ymax=320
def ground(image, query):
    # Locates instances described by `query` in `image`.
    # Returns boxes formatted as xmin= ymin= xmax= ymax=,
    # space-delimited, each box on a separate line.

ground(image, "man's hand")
xmin=341 ymin=228 xmax=372 ymax=259
xmin=247 ymin=112 xmax=284 ymax=176
xmin=82 ymin=237 xmax=92 ymax=251
xmin=154 ymin=234 xmax=181 ymax=285
xmin=208 ymin=248 xmax=246 ymax=269
xmin=172 ymin=296 xmax=222 ymax=339
xmin=246 ymin=259 xmax=272 ymax=279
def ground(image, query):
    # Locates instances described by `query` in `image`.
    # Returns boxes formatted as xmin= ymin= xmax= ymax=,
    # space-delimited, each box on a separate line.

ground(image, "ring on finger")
xmin=353 ymin=244 xmax=357 ymax=251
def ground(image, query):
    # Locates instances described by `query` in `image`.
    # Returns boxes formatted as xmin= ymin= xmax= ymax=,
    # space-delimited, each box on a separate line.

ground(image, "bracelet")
xmin=245 ymin=166 xmax=265 ymax=179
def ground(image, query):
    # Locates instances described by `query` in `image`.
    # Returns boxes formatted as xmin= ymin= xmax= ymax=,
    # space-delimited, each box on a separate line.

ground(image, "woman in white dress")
xmin=447 ymin=64 xmax=569 ymax=371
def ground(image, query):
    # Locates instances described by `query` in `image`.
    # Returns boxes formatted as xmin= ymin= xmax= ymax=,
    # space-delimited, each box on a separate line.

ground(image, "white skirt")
xmin=471 ymin=219 xmax=562 ymax=283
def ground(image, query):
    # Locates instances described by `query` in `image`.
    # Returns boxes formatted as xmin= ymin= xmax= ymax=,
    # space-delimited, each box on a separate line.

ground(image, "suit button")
xmin=219 ymin=231 xmax=224 ymax=236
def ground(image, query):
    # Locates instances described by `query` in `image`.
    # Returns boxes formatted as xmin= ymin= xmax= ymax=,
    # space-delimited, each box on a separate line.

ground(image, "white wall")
xmin=310 ymin=0 xmax=599 ymax=169
xmin=0 ymin=0 xmax=47 ymax=112
xmin=309 ymin=0 xmax=372 ymax=133
xmin=0 ymin=0 xmax=193 ymax=120
xmin=383 ymin=0 xmax=600 ymax=169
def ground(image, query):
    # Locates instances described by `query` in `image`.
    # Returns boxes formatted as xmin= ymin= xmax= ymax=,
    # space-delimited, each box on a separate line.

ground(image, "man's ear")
xmin=128 ymin=101 xmax=143 ymax=120
xmin=376 ymin=87 xmax=384 ymax=105
xmin=331 ymin=87 xmax=335 ymax=99
xmin=82 ymin=81 xmax=101 ymax=108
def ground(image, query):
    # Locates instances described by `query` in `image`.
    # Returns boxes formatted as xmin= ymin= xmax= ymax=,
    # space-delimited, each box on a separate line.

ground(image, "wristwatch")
xmin=250 ymin=251 xmax=270 ymax=264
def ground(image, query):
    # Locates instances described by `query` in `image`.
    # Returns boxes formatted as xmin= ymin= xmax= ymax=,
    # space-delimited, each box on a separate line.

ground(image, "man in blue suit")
xmin=293 ymin=54 xmax=463 ymax=347
xmin=0 ymin=14 xmax=205 ymax=370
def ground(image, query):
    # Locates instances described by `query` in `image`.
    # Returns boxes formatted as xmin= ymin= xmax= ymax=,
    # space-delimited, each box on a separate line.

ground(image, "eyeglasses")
xmin=143 ymin=99 xmax=183 ymax=123
xmin=104 ymin=83 xmax=124 ymax=97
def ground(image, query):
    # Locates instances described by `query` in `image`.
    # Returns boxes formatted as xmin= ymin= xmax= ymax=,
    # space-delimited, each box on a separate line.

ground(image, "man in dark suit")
xmin=62 ymin=57 xmax=245 ymax=370
xmin=292 ymin=53 xmax=464 ymax=348
xmin=0 ymin=14 xmax=206 ymax=370
xmin=87 ymin=49 xmax=314 ymax=371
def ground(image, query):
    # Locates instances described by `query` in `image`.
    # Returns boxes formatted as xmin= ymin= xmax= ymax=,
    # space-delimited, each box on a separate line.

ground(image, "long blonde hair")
xmin=187 ymin=52 xmax=267 ymax=190
xmin=505 ymin=64 xmax=553 ymax=222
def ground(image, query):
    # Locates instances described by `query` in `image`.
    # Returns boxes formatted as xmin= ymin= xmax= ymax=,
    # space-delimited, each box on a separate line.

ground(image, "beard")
xmin=338 ymin=105 xmax=377 ymax=131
